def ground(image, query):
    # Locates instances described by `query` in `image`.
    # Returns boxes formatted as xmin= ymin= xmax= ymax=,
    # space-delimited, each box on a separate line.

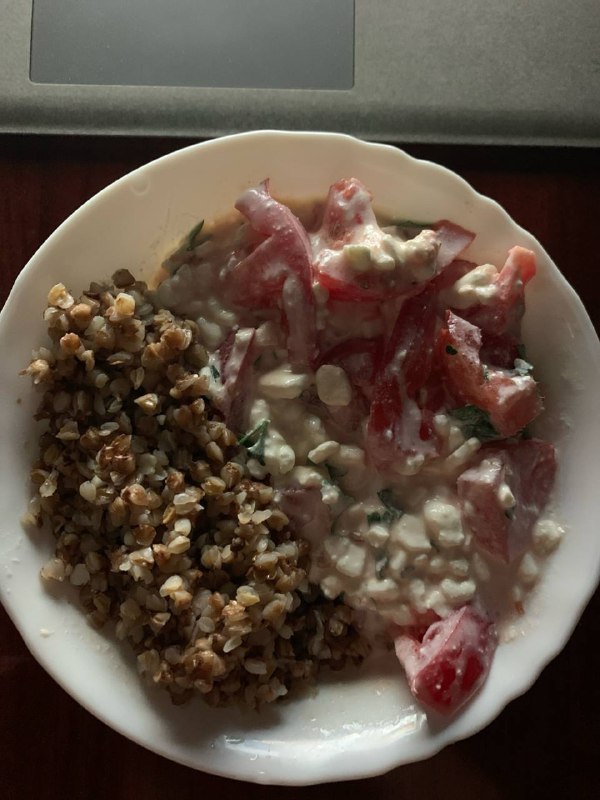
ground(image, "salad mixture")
xmin=23 ymin=177 xmax=561 ymax=715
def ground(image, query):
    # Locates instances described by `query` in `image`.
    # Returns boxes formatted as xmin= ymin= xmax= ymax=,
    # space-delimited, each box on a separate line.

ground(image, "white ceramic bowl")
xmin=1 ymin=132 xmax=599 ymax=785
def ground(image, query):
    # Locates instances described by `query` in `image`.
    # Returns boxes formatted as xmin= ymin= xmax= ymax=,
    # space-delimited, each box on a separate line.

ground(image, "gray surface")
xmin=30 ymin=0 xmax=354 ymax=90
xmin=0 ymin=0 xmax=599 ymax=146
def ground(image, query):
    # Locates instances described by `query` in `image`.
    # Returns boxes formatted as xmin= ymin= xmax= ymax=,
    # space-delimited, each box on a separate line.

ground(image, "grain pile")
xmin=22 ymin=272 xmax=368 ymax=707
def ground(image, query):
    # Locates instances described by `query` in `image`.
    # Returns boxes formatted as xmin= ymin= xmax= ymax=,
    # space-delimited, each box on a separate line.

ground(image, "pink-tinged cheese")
xmin=440 ymin=310 xmax=543 ymax=437
xmin=457 ymin=439 xmax=557 ymax=563
xmin=231 ymin=180 xmax=317 ymax=369
xmin=216 ymin=327 xmax=256 ymax=430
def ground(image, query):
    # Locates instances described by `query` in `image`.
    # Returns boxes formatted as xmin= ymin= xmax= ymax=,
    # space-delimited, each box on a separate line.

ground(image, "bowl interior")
xmin=1 ymin=132 xmax=599 ymax=785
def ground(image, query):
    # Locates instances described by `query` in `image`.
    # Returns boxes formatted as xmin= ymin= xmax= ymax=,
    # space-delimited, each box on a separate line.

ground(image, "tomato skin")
xmin=319 ymin=177 xmax=377 ymax=246
xmin=462 ymin=246 xmax=536 ymax=337
xmin=316 ymin=270 xmax=387 ymax=302
xmin=479 ymin=332 xmax=520 ymax=370
xmin=457 ymin=438 xmax=557 ymax=563
xmin=393 ymin=606 xmax=497 ymax=715
xmin=434 ymin=221 xmax=476 ymax=271
xmin=231 ymin=180 xmax=317 ymax=369
xmin=431 ymin=258 xmax=476 ymax=293
xmin=216 ymin=327 xmax=256 ymax=431
xmin=440 ymin=311 xmax=542 ymax=437
xmin=314 ymin=181 xmax=475 ymax=303
xmin=366 ymin=286 xmax=439 ymax=470
xmin=318 ymin=337 xmax=384 ymax=402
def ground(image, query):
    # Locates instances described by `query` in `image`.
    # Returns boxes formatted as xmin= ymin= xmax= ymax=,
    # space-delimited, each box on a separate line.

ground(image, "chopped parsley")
xmin=367 ymin=509 xmax=396 ymax=525
xmin=186 ymin=220 xmax=205 ymax=251
xmin=209 ymin=364 xmax=220 ymax=380
xmin=366 ymin=489 xmax=404 ymax=526
xmin=482 ymin=365 xmax=490 ymax=382
xmin=445 ymin=344 xmax=458 ymax=355
xmin=374 ymin=549 xmax=389 ymax=580
xmin=449 ymin=404 xmax=499 ymax=441
xmin=378 ymin=488 xmax=403 ymax=514
xmin=393 ymin=218 xmax=434 ymax=230
xmin=238 ymin=419 xmax=270 ymax=465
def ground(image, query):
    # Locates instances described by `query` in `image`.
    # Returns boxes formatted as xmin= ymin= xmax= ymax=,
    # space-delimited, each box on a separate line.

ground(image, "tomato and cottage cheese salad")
xmin=154 ymin=178 xmax=560 ymax=714
xmin=23 ymin=177 xmax=561 ymax=715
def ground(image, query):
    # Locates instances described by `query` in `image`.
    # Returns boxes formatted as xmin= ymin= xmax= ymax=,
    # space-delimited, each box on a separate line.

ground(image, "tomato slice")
xmin=319 ymin=177 xmax=377 ymax=246
xmin=462 ymin=246 xmax=536 ymax=337
xmin=216 ymin=327 xmax=256 ymax=431
xmin=231 ymin=180 xmax=317 ymax=369
xmin=434 ymin=222 xmax=476 ymax=272
xmin=366 ymin=287 xmax=439 ymax=470
xmin=393 ymin=606 xmax=497 ymax=715
xmin=316 ymin=270 xmax=388 ymax=303
xmin=457 ymin=439 xmax=557 ymax=563
xmin=318 ymin=337 xmax=384 ymax=402
xmin=431 ymin=258 xmax=476 ymax=293
xmin=440 ymin=311 xmax=542 ymax=437
xmin=479 ymin=332 xmax=520 ymax=370
xmin=314 ymin=180 xmax=475 ymax=303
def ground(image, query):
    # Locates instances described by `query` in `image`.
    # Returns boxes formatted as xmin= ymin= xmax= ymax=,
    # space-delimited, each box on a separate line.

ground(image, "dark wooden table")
xmin=1 ymin=136 xmax=599 ymax=800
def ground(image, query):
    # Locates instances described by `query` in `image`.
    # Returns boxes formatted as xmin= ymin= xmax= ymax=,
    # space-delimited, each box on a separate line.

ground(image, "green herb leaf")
xmin=378 ymin=488 xmax=403 ymax=513
xmin=366 ymin=490 xmax=403 ymax=526
xmin=393 ymin=218 xmax=434 ymax=230
xmin=449 ymin=404 xmax=499 ymax=441
xmin=445 ymin=344 xmax=458 ymax=355
xmin=375 ymin=549 xmax=389 ymax=580
xmin=238 ymin=419 xmax=270 ymax=465
xmin=210 ymin=364 xmax=220 ymax=380
xmin=482 ymin=365 xmax=490 ymax=382
xmin=186 ymin=220 xmax=205 ymax=251
xmin=367 ymin=509 xmax=396 ymax=525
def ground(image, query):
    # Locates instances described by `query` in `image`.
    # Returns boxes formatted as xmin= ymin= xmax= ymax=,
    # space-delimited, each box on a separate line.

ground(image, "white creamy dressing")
xmin=310 ymin=188 xmax=441 ymax=287
xmin=440 ymin=263 xmax=500 ymax=310
xmin=155 ymin=207 xmax=561 ymax=633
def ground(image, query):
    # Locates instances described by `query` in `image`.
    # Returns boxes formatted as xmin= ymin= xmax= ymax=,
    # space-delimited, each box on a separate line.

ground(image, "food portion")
xmin=21 ymin=276 xmax=367 ymax=707
xmin=23 ymin=177 xmax=562 ymax=715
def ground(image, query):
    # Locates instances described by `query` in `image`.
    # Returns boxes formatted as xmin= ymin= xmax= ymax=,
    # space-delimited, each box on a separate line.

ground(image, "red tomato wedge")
xmin=216 ymin=327 xmax=256 ymax=431
xmin=462 ymin=246 xmax=537 ymax=337
xmin=393 ymin=606 xmax=497 ymax=715
xmin=318 ymin=177 xmax=377 ymax=246
xmin=313 ymin=179 xmax=475 ymax=303
xmin=434 ymin=222 xmax=476 ymax=272
xmin=318 ymin=337 xmax=384 ymax=402
xmin=431 ymin=258 xmax=476 ymax=293
xmin=366 ymin=287 xmax=438 ymax=470
xmin=231 ymin=180 xmax=317 ymax=369
xmin=440 ymin=311 xmax=543 ymax=437
xmin=457 ymin=439 xmax=557 ymax=563
xmin=479 ymin=332 xmax=521 ymax=370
